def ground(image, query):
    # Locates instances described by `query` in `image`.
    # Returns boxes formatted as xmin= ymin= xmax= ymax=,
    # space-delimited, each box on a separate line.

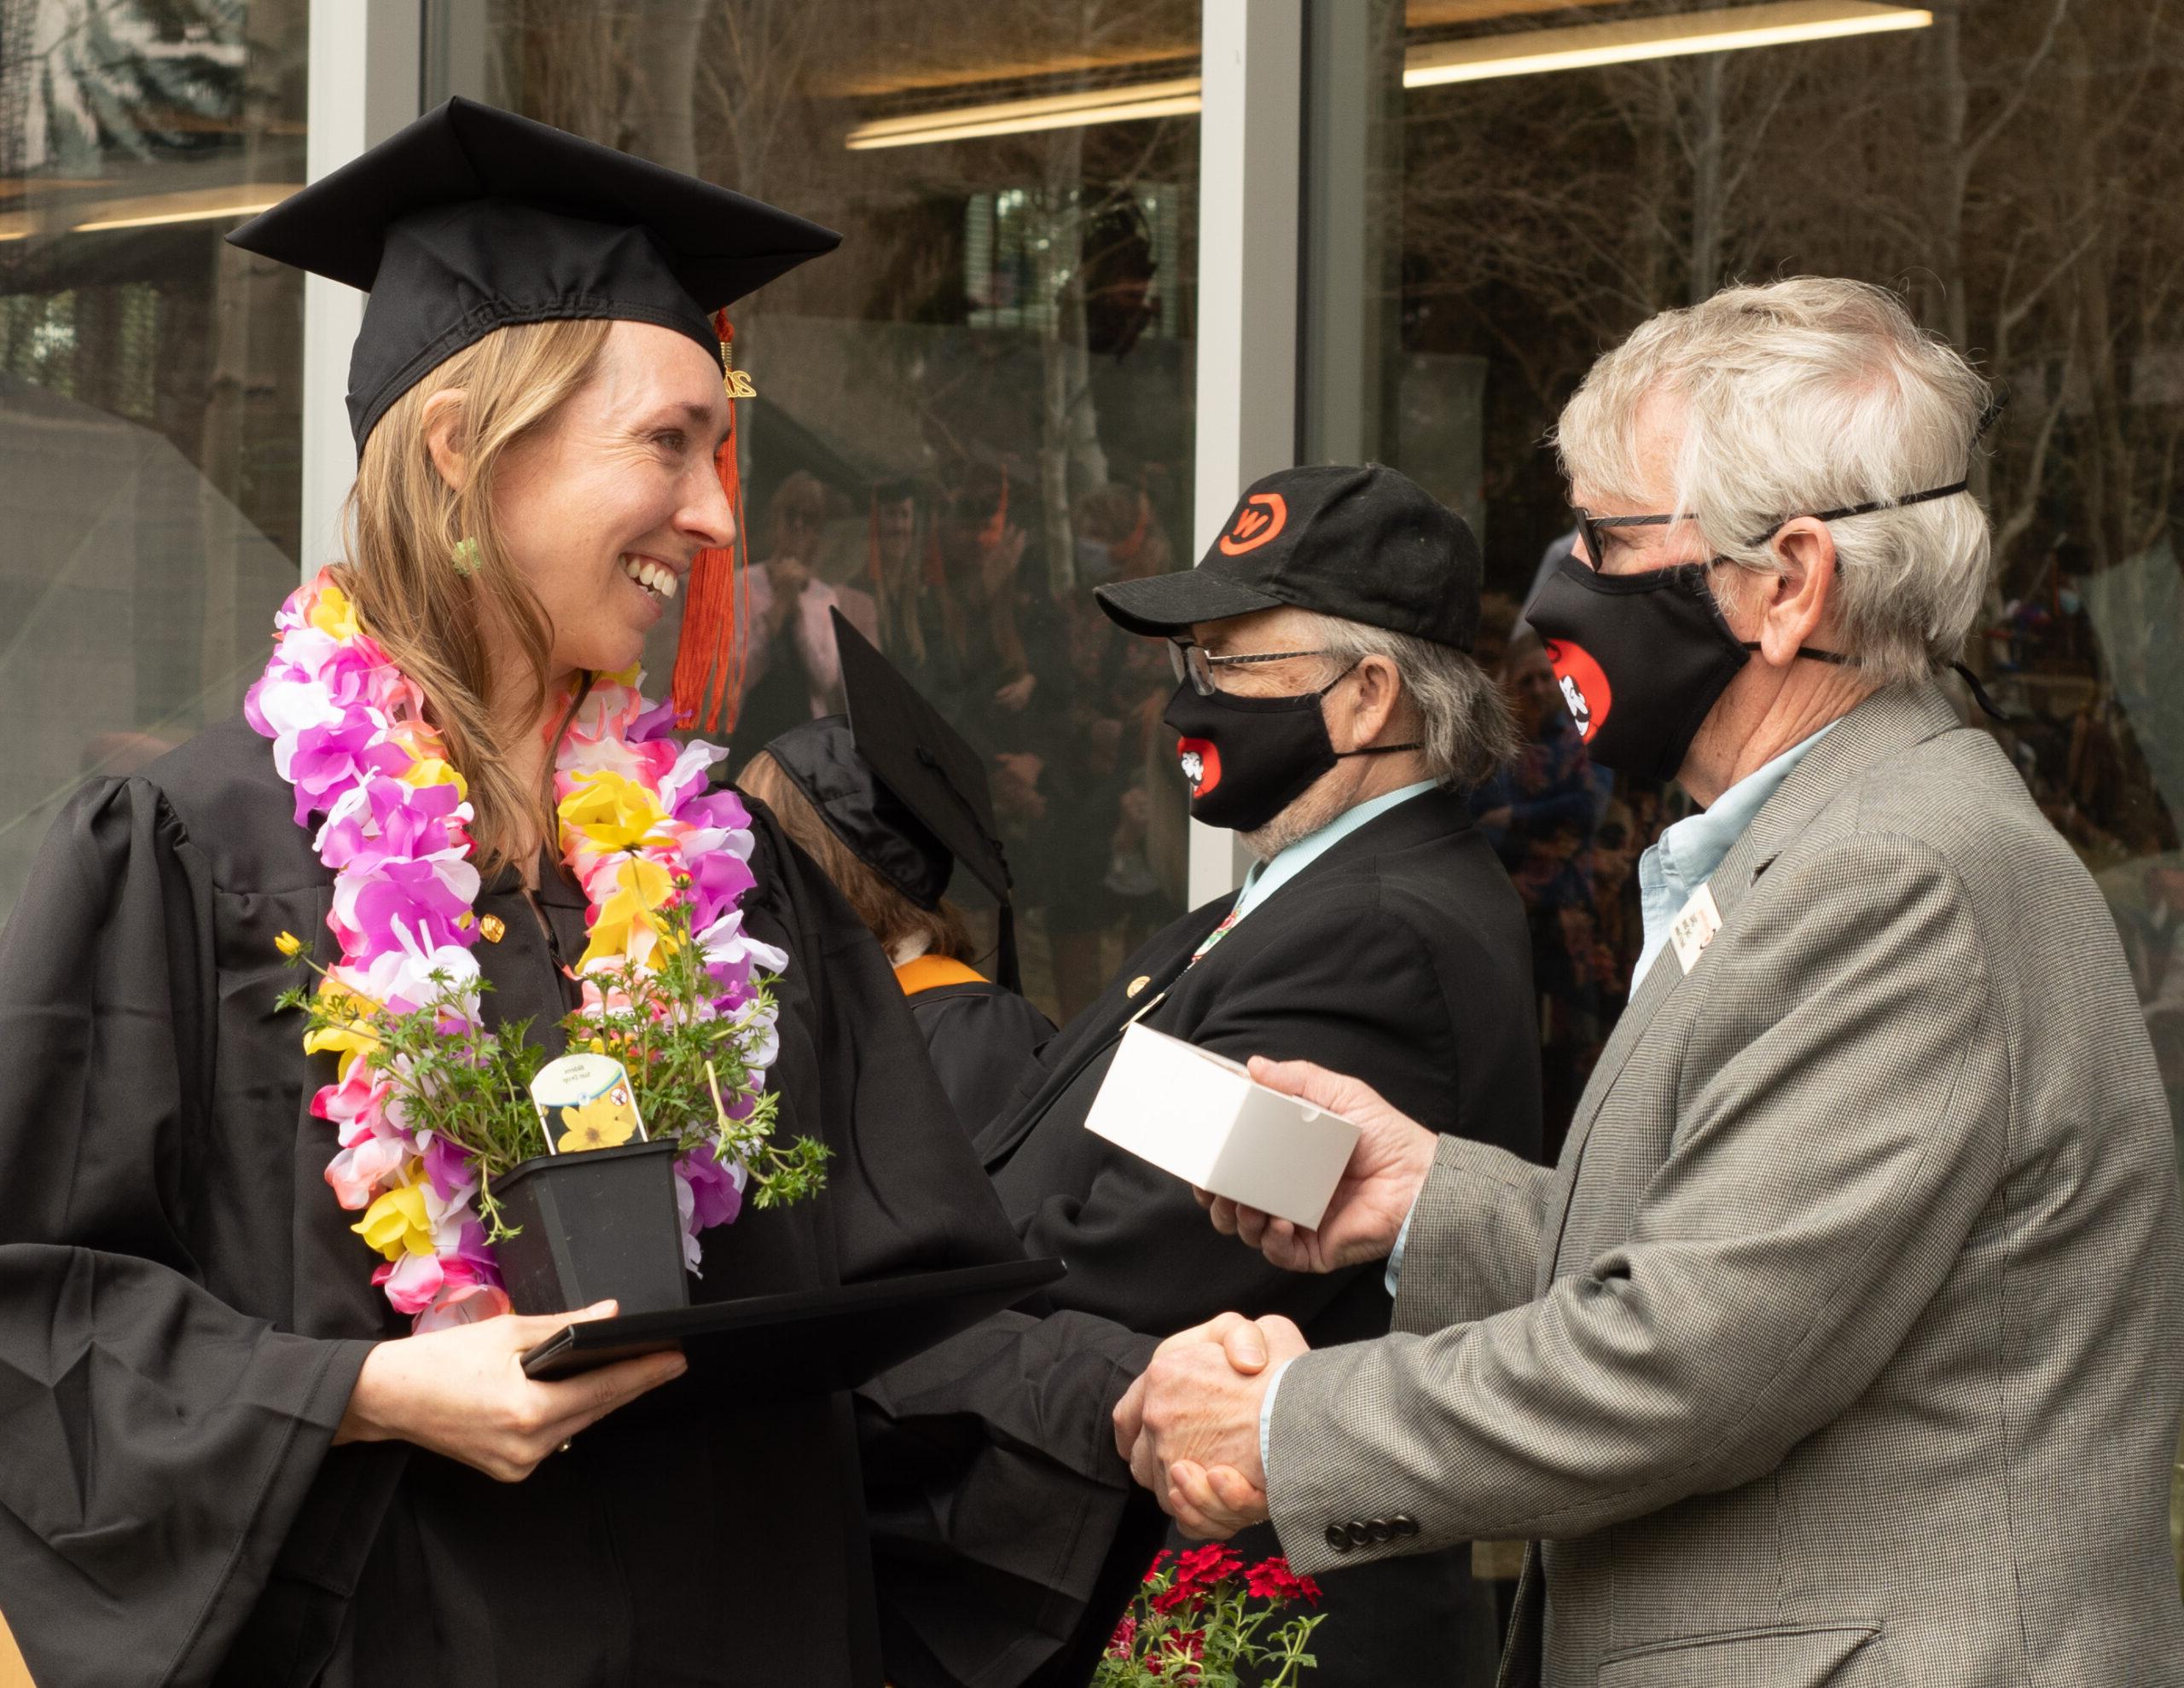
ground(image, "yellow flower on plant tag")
xmin=558 ymin=1091 xmax=640 ymax=1153
xmin=353 ymin=1180 xmax=435 ymax=1261
xmin=276 ymin=931 xmax=306 ymax=958
xmin=306 ymin=582 xmax=361 ymax=641
xmin=560 ymin=770 xmax=671 ymax=851
xmin=578 ymin=856 xmax=675 ymax=969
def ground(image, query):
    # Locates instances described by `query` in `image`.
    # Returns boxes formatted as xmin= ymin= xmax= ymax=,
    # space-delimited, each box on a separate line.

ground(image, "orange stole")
xmin=892 ymin=954 xmax=986 ymax=995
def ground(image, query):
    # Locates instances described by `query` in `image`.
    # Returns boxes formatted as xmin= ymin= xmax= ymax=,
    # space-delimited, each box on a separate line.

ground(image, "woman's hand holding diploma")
xmin=336 ymin=1300 xmax=688 ymax=1482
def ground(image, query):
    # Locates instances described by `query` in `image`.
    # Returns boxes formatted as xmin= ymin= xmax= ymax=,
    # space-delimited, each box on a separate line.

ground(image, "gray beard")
xmin=1239 ymin=780 xmax=1351 ymax=862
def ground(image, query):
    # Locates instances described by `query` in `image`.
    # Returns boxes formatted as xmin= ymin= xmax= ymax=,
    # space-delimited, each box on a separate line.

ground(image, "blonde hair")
xmin=1554 ymin=277 xmax=1995 ymax=685
xmin=342 ymin=317 xmax=613 ymax=876
xmin=736 ymin=750 xmax=977 ymax=964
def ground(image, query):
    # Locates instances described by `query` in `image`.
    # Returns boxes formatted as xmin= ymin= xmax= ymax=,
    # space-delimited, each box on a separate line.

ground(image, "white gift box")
xmin=1083 ymin=1023 xmax=1362 ymax=1229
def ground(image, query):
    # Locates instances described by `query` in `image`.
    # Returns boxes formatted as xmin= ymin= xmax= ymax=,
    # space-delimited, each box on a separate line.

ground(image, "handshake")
xmin=1109 ymin=1057 xmax=1443 ymax=1540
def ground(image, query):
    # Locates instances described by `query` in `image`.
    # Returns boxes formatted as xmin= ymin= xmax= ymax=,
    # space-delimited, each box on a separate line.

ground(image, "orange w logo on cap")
xmin=1217 ymin=491 xmax=1287 ymax=555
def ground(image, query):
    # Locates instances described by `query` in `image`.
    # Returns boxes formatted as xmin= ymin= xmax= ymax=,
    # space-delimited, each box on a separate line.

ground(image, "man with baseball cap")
xmin=950 ymin=464 xmax=1543 ymax=1685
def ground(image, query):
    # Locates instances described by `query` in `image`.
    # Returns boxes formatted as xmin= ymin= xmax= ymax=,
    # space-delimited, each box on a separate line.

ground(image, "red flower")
xmin=1172 ymin=1543 xmax=1244 ymax=1590
xmin=1150 ymin=1583 xmax=1204 ymax=1617
xmin=1243 ymin=1555 xmax=1325 ymax=1605
xmin=1106 ymin=1613 xmax=1137 ymax=1658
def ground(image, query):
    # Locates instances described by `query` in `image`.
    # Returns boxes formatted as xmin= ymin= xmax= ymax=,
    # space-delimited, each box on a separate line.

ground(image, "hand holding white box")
xmin=1082 ymin=1024 xmax=1363 ymax=1229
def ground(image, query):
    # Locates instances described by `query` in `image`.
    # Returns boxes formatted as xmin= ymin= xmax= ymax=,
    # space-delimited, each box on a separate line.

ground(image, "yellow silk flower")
xmin=306 ymin=582 xmax=361 ymax=641
xmin=353 ymin=1179 xmax=435 ymax=1261
xmin=302 ymin=979 xmax=380 ymax=1078
xmin=400 ymin=755 xmax=469 ymax=799
xmin=579 ymin=856 xmax=675 ymax=969
xmin=561 ymin=770 xmax=672 ymax=852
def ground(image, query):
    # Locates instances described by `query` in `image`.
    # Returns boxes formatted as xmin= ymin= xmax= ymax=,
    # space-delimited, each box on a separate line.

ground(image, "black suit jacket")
xmin=869 ymin=789 xmax=1541 ymax=1688
xmin=983 ymin=786 xmax=1541 ymax=1341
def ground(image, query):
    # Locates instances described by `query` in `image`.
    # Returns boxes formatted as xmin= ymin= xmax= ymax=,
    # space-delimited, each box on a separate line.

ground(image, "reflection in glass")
xmin=0 ymin=0 xmax=308 ymax=916
xmin=443 ymin=0 xmax=1200 ymax=1025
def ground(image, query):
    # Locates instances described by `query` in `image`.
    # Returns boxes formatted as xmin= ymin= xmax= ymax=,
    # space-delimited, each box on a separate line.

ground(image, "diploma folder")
xmin=520 ymin=1255 xmax=1066 ymax=1384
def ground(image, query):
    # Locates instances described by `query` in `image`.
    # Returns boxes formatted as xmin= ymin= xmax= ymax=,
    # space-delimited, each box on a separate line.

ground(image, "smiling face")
xmin=487 ymin=320 xmax=735 ymax=680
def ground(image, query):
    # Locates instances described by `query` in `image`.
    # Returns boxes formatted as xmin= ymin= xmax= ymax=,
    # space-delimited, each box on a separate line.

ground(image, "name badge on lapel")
xmin=1668 ymin=883 xmax=1723 ymax=974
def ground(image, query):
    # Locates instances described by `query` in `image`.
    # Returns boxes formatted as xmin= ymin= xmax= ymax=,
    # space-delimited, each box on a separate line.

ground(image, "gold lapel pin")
xmin=479 ymin=914 xmax=507 ymax=943
xmin=1126 ymin=974 xmax=1152 ymax=998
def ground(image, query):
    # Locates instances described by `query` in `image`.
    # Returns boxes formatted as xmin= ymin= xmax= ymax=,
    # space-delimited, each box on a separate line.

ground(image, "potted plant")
xmin=282 ymin=889 xmax=829 ymax=1319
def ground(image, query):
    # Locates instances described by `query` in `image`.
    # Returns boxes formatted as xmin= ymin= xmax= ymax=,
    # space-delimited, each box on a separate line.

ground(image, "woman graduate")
xmin=0 ymin=98 xmax=1030 ymax=1688
xmin=737 ymin=613 xmax=1054 ymax=1134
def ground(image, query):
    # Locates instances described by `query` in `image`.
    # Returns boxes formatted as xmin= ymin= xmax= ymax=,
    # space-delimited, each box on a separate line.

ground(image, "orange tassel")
xmin=672 ymin=310 xmax=751 ymax=735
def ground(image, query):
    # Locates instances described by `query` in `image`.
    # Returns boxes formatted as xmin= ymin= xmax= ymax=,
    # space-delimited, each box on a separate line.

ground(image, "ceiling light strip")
xmin=840 ymin=1 xmax=1930 ymax=150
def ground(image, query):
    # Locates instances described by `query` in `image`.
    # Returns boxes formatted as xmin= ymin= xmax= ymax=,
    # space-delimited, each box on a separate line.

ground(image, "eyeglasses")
xmin=1167 ymin=641 xmax=1332 ymax=696
xmin=1573 ymin=479 xmax=1974 ymax=574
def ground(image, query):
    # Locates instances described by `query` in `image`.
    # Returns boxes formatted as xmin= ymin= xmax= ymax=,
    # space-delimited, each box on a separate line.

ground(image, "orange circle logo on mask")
xmin=1544 ymin=640 xmax=1612 ymax=742
xmin=1217 ymin=492 xmax=1288 ymax=555
xmin=1176 ymin=736 xmax=1222 ymax=798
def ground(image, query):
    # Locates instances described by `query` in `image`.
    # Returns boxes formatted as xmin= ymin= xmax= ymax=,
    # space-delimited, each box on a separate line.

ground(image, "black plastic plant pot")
xmin=492 ymin=1139 xmax=692 ymax=1317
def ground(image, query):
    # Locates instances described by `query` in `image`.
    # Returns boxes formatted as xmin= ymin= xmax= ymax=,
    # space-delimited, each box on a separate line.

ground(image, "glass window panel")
xmin=432 ymin=0 xmax=1200 ymax=1024
xmin=0 ymin=0 xmax=309 ymax=919
xmin=1304 ymin=0 xmax=2184 ymax=1610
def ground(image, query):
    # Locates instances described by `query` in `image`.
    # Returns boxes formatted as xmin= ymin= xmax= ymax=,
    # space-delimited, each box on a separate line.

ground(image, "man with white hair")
xmin=1118 ymin=278 xmax=2184 ymax=1685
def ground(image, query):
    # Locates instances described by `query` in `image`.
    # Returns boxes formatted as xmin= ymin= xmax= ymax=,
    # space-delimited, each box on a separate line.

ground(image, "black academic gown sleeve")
xmin=909 ymin=983 xmax=1056 ymax=1140
xmin=0 ymin=775 xmax=375 ymax=1687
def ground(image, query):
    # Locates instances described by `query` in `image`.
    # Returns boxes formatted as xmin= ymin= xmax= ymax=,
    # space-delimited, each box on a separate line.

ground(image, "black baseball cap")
xmin=1093 ymin=463 xmax=1481 ymax=653
xmin=226 ymin=97 xmax=840 ymax=447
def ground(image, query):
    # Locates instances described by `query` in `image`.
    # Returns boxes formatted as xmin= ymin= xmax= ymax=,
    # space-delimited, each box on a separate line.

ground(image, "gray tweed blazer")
xmin=1265 ymin=682 xmax=2184 ymax=1686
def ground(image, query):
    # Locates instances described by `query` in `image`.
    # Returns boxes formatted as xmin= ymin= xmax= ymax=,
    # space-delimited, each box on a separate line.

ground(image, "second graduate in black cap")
xmin=739 ymin=612 xmax=1054 ymax=1134
xmin=0 ymin=97 xmax=1035 ymax=1688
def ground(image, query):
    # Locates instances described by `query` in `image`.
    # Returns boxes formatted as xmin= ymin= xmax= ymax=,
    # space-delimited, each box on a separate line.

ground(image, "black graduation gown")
xmin=0 ymin=714 xmax=1029 ymax=1688
xmin=904 ymin=978 xmax=1054 ymax=1140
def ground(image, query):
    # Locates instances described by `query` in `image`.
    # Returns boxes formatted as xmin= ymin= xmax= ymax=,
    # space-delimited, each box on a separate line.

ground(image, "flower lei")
xmin=247 ymin=569 xmax=784 ymax=1331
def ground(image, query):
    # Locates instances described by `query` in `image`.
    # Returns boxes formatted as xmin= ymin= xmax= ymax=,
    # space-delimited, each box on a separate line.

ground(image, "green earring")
xmin=451 ymin=537 xmax=481 ymax=576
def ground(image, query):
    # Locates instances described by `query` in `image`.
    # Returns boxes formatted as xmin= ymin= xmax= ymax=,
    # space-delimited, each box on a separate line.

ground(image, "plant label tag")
xmin=1669 ymin=883 xmax=1723 ymax=975
xmin=531 ymin=1053 xmax=648 ymax=1154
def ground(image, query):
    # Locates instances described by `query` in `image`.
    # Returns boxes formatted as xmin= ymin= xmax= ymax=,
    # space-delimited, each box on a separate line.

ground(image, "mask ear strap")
xmin=1321 ymin=660 xmax=1420 ymax=758
xmin=1739 ymin=641 xmax=1850 ymax=665
xmin=1739 ymin=643 xmax=2013 ymax=722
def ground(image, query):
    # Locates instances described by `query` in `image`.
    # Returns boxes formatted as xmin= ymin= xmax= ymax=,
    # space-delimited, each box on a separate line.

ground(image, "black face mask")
xmin=1525 ymin=554 xmax=1846 ymax=780
xmin=1162 ymin=666 xmax=1419 ymax=832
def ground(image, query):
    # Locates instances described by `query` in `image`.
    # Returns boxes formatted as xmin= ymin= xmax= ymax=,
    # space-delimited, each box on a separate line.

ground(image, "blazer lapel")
xmin=1537 ymin=682 xmax=1969 ymax=1278
xmin=974 ymin=902 xmax=1227 ymax=1168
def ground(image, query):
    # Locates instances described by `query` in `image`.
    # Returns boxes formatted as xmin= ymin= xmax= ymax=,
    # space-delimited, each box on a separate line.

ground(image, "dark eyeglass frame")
xmin=1167 ymin=640 xmax=1332 ymax=696
xmin=1573 ymin=479 xmax=1973 ymax=574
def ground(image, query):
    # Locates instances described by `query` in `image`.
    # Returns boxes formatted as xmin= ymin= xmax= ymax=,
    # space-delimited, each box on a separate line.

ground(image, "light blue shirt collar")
xmin=1632 ymin=728 xmax=1833 ymax=989
xmin=1230 ymin=780 xmax=1438 ymax=928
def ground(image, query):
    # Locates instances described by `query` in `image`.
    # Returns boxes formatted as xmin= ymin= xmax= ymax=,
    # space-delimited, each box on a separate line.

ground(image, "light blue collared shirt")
xmin=1262 ymin=732 xmax=1834 ymax=1473
xmin=1629 ymin=728 xmax=1832 ymax=991
xmin=1220 ymin=780 xmax=1438 ymax=939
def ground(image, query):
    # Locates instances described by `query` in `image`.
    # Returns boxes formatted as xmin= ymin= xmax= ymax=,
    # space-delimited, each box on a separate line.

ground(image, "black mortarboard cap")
xmin=766 ymin=716 xmax=957 ymax=914
xmin=833 ymin=611 xmax=1011 ymax=907
xmin=226 ymin=96 xmax=841 ymax=447
xmin=764 ymin=613 xmax=1019 ymax=987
